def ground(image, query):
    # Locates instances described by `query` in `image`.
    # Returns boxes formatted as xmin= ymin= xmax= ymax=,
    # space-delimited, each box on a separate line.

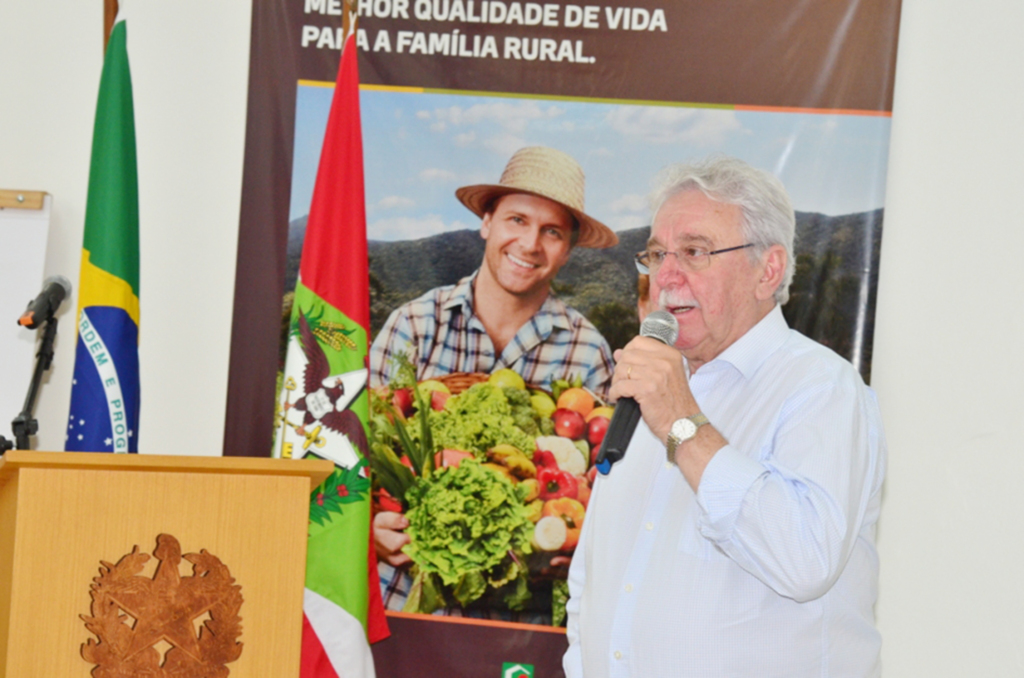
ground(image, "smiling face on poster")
xmin=478 ymin=193 xmax=575 ymax=300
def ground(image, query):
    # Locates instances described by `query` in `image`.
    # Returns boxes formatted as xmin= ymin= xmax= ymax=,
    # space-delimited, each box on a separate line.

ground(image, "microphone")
xmin=18 ymin=275 xmax=72 ymax=329
xmin=595 ymin=310 xmax=679 ymax=475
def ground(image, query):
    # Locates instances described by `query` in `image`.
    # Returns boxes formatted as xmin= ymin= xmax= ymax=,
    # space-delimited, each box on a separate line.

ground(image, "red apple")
xmin=553 ymin=408 xmax=586 ymax=440
xmin=587 ymin=416 xmax=610 ymax=448
xmin=430 ymin=390 xmax=450 ymax=411
xmin=391 ymin=388 xmax=414 ymax=418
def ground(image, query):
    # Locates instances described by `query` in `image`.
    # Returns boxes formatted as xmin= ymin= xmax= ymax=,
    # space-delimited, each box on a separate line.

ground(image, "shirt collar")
xmin=441 ymin=271 xmax=478 ymax=315
xmin=442 ymin=269 xmax=572 ymax=332
xmin=708 ymin=304 xmax=790 ymax=379
xmin=535 ymin=292 xmax=573 ymax=332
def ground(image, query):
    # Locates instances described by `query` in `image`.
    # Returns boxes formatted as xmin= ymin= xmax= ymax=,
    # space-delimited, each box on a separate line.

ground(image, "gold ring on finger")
xmin=627 ymin=366 xmax=633 ymax=379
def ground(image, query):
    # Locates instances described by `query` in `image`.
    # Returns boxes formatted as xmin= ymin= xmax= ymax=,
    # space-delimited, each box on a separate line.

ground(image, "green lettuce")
xmin=415 ymin=383 xmax=536 ymax=457
xmin=403 ymin=459 xmax=533 ymax=613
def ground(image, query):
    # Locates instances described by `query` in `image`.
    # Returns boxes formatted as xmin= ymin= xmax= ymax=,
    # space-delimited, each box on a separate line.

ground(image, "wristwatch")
xmin=665 ymin=413 xmax=709 ymax=462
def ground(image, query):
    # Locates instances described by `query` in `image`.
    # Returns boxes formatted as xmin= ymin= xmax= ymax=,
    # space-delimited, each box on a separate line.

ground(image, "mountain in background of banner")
xmin=273 ymin=30 xmax=388 ymax=678
xmin=66 ymin=16 xmax=140 ymax=454
xmin=285 ymin=209 xmax=884 ymax=380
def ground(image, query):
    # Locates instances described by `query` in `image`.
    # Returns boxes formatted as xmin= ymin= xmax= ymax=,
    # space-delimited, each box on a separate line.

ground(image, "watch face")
xmin=672 ymin=418 xmax=697 ymax=442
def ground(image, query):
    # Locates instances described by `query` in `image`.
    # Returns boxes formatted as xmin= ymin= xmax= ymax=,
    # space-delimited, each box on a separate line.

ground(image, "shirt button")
xmin=614 ymin=651 xmax=623 ymax=660
xmin=645 ymin=522 xmax=654 ymax=531
xmin=624 ymin=583 xmax=633 ymax=592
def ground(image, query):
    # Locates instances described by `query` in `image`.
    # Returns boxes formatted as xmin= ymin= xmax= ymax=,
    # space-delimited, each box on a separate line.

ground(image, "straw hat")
xmin=455 ymin=146 xmax=618 ymax=249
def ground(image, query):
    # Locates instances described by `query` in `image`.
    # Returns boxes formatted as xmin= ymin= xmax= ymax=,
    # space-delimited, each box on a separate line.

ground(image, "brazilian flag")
xmin=66 ymin=16 xmax=140 ymax=453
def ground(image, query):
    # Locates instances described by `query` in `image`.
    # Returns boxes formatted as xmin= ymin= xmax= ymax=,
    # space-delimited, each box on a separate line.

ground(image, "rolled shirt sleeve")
xmin=696 ymin=372 xmax=886 ymax=602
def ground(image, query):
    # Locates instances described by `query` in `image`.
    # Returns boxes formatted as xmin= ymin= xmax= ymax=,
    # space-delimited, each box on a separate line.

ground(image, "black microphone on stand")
xmin=18 ymin=275 xmax=72 ymax=330
xmin=1 ymin=275 xmax=73 ymax=452
xmin=595 ymin=310 xmax=679 ymax=475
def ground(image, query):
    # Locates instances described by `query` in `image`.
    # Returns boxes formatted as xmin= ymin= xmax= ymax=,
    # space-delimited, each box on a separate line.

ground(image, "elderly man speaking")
xmin=564 ymin=156 xmax=886 ymax=677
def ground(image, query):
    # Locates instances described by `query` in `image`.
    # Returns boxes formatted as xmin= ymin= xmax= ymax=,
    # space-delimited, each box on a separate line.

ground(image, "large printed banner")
xmin=228 ymin=1 xmax=901 ymax=675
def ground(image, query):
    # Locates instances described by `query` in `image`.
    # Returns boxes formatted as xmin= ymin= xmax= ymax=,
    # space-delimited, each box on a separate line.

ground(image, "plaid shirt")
xmin=372 ymin=271 xmax=613 ymax=620
xmin=369 ymin=271 xmax=614 ymax=398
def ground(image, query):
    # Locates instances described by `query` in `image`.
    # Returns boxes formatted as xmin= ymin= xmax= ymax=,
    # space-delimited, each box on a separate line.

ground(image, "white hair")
xmin=649 ymin=155 xmax=796 ymax=305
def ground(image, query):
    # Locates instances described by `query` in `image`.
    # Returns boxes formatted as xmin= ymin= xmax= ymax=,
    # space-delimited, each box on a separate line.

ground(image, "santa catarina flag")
xmin=274 ymin=32 xmax=388 ymax=678
xmin=66 ymin=15 xmax=140 ymax=454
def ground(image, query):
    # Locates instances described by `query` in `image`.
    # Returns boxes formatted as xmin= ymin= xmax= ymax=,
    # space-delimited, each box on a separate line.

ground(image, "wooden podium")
xmin=0 ymin=451 xmax=332 ymax=677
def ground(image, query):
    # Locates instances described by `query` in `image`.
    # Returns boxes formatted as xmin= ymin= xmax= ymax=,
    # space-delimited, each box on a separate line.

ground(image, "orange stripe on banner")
xmin=734 ymin=104 xmax=892 ymax=117
xmin=384 ymin=611 xmax=568 ymax=634
xmin=300 ymin=80 xmax=893 ymax=116
xmin=298 ymin=79 xmax=427 ymax=94
xmin=361 ymin=84 xmax=425 ymax=93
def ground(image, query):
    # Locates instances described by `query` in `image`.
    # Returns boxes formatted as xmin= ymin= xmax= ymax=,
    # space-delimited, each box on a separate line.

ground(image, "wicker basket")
xmin=435 ymin=372 xmax=490 ymax=395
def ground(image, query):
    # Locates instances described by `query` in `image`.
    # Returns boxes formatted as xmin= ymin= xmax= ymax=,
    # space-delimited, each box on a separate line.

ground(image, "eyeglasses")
xmin=635 ymin=243 xmax=756 ymax=275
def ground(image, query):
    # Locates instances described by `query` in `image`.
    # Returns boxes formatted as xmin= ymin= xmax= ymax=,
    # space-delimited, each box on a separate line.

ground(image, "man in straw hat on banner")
xmin=370 ymin=145 xmax=618 ymax=398
xmin=369 ymin=145 xmax=618 ymax=615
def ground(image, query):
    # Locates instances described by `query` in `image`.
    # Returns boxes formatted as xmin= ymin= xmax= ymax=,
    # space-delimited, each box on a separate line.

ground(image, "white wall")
xmin=0 ymin=1 xmax=251 ymax=455
xmin=872 ymin=0 xmax=1024 ymax=674
xmin=3 ymin=0 xmax=1023 ymax=673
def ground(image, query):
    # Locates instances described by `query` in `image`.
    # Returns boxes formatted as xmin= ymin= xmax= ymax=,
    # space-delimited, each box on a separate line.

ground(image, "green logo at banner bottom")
xmin=501 ymin=663 xmax=534 ymax=678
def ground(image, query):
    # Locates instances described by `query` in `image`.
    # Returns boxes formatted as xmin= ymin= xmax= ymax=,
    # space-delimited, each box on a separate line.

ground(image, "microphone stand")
xmin=0 ymin=317 xmax=59 ymax=452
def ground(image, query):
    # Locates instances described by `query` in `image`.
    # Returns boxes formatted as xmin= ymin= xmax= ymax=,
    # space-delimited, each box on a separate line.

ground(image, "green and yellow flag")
xmin=66 ymin=15 xmax=140 ymax=453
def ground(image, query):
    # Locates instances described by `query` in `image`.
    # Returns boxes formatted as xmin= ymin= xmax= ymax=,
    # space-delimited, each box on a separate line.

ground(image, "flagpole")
xmin=104 ymin=0 xmax=119 ymax=52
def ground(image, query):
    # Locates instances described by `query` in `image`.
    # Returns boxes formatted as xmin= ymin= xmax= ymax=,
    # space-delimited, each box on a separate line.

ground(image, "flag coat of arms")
xmin=67 ymin=14 xmax=140 ymax=454
xmin=273 ymin=29 xmax=388 ymax=678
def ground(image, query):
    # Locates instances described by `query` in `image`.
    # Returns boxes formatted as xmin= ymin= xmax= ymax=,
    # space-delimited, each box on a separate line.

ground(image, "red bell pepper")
xmin=538 ymin=467 xmax=579 ymax=500
xmin=533 ymin=449 xmax=558 ymax=471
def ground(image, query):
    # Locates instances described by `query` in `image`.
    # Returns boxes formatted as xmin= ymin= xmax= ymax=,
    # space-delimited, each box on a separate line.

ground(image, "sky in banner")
xmin=289 ymin=87 xmax=892 ymax=237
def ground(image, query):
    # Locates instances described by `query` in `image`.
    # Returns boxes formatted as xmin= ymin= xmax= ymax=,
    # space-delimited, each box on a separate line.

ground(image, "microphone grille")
xmin=640 ymin=310 xmax=679 ymax=346
xmin=45 ymin=275 xmax=73 ymax=298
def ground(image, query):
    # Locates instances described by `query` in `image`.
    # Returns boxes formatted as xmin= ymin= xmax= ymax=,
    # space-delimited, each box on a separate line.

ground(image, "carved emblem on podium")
xmin=81 ymin=534 xmax=244 ymax=676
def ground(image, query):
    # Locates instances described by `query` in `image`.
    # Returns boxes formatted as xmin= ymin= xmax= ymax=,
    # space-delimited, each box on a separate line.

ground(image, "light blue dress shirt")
xmin=565 ymin=305 xmax=886 ymax=677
